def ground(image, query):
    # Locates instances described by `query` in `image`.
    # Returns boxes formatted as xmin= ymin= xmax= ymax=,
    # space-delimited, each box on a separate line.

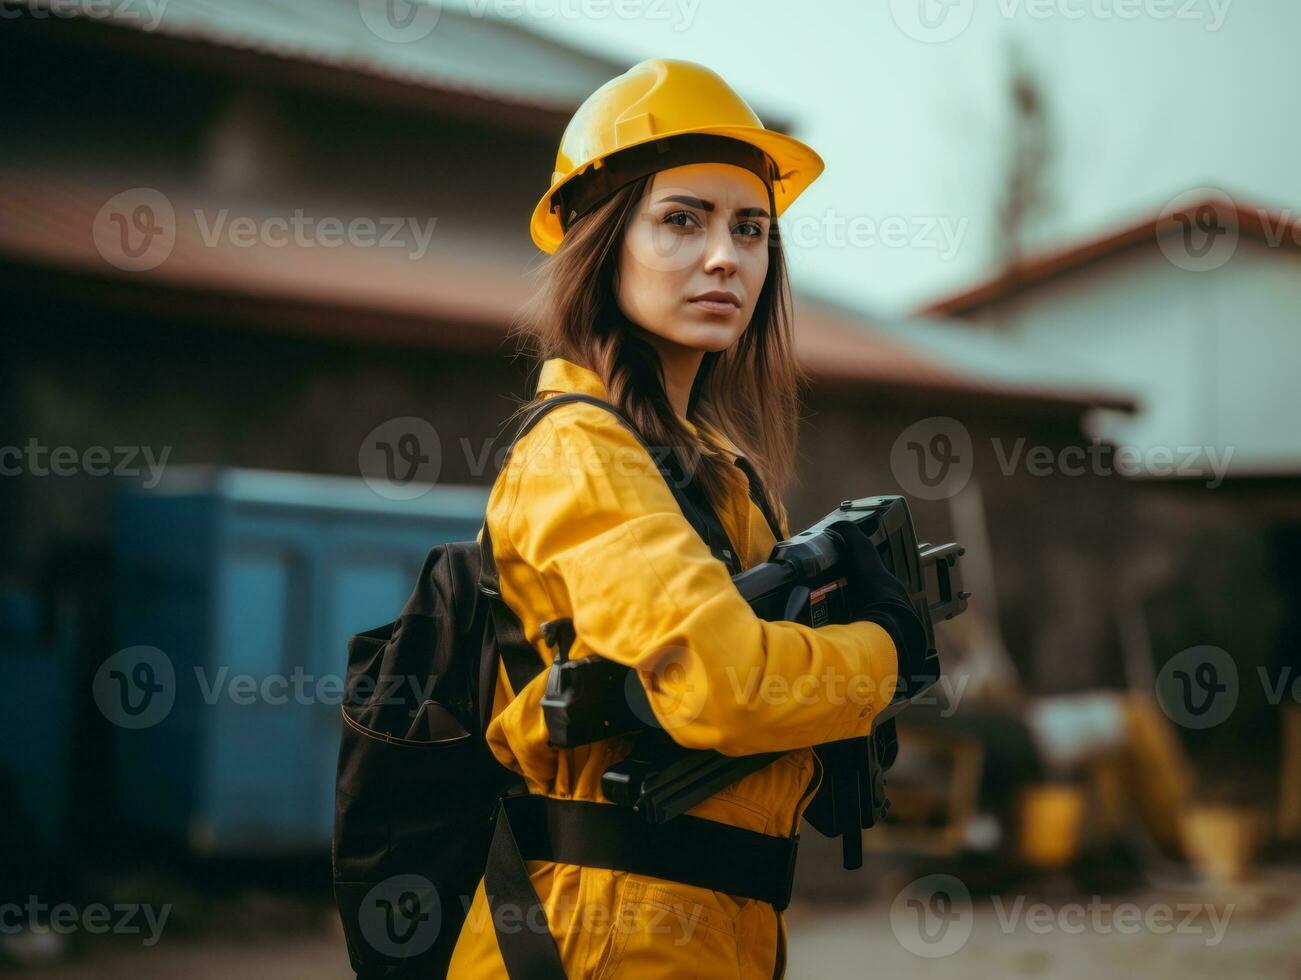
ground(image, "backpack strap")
xmin=734 ymin=455 xmax=785 ymax=541
xmin=473 ymin=392 xmax=793 ymax=980
xmin=476 ymin=393 xmax=753 ymax=979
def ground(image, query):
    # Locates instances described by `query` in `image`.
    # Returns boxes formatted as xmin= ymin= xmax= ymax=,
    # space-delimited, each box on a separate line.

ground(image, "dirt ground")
xmin=781 ymin=866 xmax=1301 ymax=980
xmin=4 ymin=867 xmax=1299 ymax=979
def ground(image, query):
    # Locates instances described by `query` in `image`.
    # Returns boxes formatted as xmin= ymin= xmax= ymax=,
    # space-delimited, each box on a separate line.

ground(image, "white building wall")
xmin=963 ymin=240 xmax=1301 ymax=479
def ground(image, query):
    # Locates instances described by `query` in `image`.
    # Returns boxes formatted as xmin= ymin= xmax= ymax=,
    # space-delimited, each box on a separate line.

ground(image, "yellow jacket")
xmin=449 ymin=357 xmax=899 ymax=978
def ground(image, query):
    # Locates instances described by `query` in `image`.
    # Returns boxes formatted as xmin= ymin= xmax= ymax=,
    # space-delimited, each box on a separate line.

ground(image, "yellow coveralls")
xmin=448 ymin=357 xmax=899 ymax=978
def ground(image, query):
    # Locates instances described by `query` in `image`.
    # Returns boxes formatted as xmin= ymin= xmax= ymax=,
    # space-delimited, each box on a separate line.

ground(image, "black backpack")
xmin=332 ymin=393 xmax=780 ymax=979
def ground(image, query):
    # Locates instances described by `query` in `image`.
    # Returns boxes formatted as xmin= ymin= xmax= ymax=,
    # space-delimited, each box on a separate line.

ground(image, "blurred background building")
xmin=3 ymin=0 xmax=1299 ymax=977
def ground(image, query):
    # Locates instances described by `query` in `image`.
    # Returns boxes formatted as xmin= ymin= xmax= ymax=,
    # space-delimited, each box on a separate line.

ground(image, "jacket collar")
xmin=535 ymin=357 xmax=744 ymax=462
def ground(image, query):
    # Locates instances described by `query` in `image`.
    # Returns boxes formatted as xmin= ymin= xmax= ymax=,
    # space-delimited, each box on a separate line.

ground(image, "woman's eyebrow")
xmin=656 ymin=195 xmax=771 ymax=219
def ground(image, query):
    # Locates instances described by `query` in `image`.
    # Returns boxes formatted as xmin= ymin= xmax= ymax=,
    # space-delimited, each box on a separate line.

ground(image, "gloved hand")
xmin=827 ymin=519 xmax=929 ymax=701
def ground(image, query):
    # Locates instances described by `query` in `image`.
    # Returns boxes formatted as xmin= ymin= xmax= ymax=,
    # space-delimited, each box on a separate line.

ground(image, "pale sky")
xmin=471 ymin=0 xmax=1301 ymax=317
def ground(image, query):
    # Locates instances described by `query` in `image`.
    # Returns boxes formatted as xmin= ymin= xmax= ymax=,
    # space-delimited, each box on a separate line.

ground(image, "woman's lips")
xmin=688 ymin=298 xmax=739 ymax=315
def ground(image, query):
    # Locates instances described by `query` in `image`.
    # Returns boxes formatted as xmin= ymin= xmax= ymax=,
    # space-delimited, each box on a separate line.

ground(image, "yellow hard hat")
xmin=530 ymin=58 xmax=825 ymax=254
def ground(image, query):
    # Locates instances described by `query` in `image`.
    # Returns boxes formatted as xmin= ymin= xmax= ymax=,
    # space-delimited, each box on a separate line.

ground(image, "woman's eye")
xmin=663 ymin=210 xmax=700 ymax=229
xmin=660 ymin=212 xmax=764 ymax=239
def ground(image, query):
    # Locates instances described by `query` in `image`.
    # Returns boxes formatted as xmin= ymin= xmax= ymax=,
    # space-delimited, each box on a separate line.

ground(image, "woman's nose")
xmin=701 ymin=221 xmax=740 ymax=276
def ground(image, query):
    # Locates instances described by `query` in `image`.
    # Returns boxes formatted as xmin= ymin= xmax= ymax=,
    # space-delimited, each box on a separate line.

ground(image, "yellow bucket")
xmin=1017 ymin=783 xmax=1086 ymax=869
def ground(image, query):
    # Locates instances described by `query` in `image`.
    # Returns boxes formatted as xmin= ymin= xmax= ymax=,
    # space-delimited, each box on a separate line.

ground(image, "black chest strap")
xmin=484 ymin=793 xmax=798 ymax=979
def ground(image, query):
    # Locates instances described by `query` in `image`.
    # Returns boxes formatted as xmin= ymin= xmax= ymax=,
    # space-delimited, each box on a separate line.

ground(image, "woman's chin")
xmin=669 ymin=318 xmax=746 ymax=352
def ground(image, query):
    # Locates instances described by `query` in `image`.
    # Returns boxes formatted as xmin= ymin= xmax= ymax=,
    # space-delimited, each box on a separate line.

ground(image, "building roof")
xmin=788 ymin=295 xmax=1136 ymax=412
xmin=919 ymin=191 xmax=1301 ymax=318
xmin=0 ymin=172 xmax=525 ymax=348
xmin=0 ymin=172 xmax=1135 ymax=414
xmin=10 ymin=0 xmax=622 ymax=127
xmin=11 ymin=0 xmax=794 ymax=132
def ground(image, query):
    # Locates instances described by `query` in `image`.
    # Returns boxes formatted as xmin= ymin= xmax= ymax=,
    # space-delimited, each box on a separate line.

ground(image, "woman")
xmin=449 ymin=59 xmax=923 ymax=979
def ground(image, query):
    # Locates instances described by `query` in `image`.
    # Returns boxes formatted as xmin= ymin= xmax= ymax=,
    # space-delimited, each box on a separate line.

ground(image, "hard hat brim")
xmin=529 ymin=125 xmax=825 ymax=254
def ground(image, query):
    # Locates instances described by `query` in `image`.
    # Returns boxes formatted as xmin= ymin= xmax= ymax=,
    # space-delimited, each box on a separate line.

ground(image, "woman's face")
xmin=615 ymin=162 xmax=771 ymax=353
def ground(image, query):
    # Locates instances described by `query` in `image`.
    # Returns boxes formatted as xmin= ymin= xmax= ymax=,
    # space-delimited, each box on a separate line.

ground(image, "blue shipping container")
xmin=112 ymin=467 xmax=488 ymax=854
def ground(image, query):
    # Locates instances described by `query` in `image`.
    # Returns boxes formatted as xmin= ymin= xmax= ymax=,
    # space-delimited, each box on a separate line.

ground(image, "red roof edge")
xmin=918 ymin=191 xmax=1301 ymax=318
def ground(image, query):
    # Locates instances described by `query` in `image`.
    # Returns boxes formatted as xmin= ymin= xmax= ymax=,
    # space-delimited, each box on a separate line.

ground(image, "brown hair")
xmin=505 ymin=174 xmax=807 ymax=531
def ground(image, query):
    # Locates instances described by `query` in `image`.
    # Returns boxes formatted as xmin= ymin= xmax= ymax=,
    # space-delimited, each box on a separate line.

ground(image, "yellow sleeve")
xmin=497 ymin=402 xmax=899 ymax=756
